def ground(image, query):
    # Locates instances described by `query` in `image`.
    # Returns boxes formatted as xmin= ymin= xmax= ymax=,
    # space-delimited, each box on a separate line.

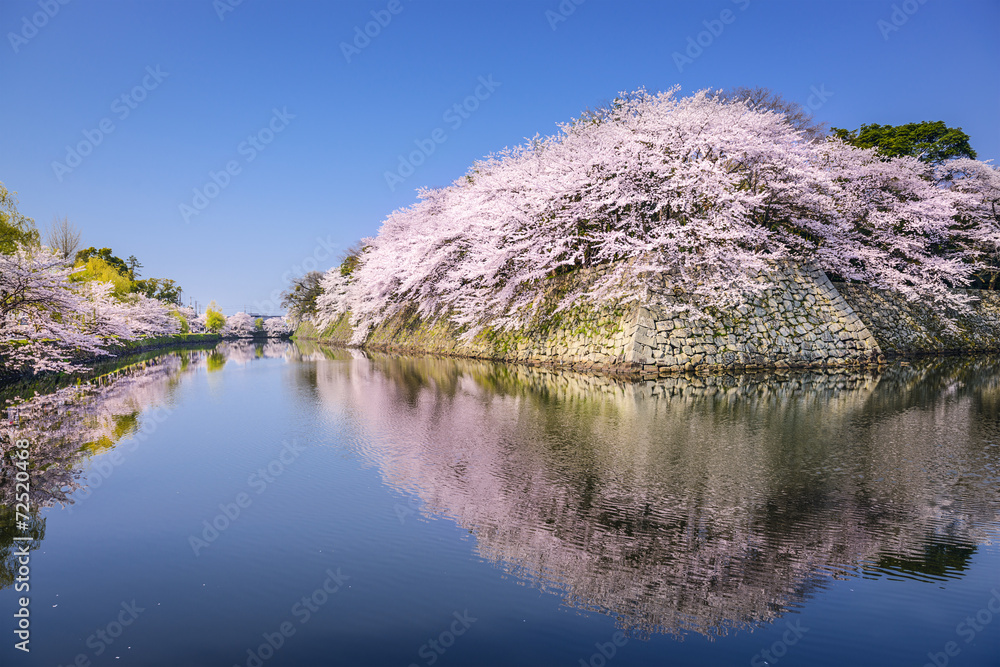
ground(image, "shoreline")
xmin=292 ymin=266 xmax=1000 ymax=378
xmin=0 ymin=333 xmax=291 ymax=393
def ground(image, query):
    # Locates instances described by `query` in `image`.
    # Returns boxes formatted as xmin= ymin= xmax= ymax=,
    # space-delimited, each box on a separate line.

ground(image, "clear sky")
xmin=1 ymin=0 xmax=997 ymax=315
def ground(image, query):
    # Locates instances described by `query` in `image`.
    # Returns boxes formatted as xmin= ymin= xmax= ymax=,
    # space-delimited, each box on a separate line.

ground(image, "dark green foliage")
xmin=75 ymin=247 xmax=129 ymax=277
xmin=831 ymin=121 xmax=976 ymax=165
xmin=339 ymin=241 xmax=368 ymax=277
xmin=74 ymin=248 xmax=184 ymax=304
xmin=126 ymin=254 xmax=143 ymax=279
xmin=281 ymin=271 xmax=324 ymax=320
xmin=0 ymin=183 xmax=39 ymax=254
xmin=132 ymin=277 xmax=182 ymax=305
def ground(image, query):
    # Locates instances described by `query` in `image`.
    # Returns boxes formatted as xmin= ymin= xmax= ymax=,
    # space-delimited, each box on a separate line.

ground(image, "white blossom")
xmin=313 ymin=88 xmax=996 ymax=342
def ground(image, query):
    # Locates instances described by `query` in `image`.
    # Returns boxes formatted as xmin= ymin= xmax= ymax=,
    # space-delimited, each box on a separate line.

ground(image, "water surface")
xmin=1 ymin=343 xmax=998 ymax=666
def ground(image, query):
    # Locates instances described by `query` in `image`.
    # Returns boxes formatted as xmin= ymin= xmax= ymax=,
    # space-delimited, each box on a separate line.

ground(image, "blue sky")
xmin=1 ymin=0 xmax=997 ymax=315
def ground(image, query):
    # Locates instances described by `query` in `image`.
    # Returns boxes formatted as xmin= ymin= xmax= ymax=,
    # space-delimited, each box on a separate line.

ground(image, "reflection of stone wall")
xmin=308 ymin=352 xmax=1000 ymax=638
xmin=837 ymin=284 xmax=1000 ymax=356
xmin=301 ymin=263 xmax=891 ymax=374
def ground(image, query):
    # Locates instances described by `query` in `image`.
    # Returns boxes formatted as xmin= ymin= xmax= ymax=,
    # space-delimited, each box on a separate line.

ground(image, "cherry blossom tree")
xmin=939 ymin=158 xmax=1000 ymax=289
xmin=313 ymin=88 xmax=993 ymax=341
xmin=1 ymin=245 xmax=112 ymax=373
xmin=173 ymin=305 xmax=205 ymax=333
xmin=811 ymin=140 xmax=975 ymax=310
xmin=2 ymin=244 xmax=184 ymax=375
xmin=222 ymin=311 xmax=255 ymax=338
xmin=121 ymin=293 xmax=180 ymax=338
xmin=314 ymin=268 xmax=352 ymax=331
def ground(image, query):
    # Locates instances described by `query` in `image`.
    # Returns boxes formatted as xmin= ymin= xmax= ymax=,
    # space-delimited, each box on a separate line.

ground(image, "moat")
xmin=1 ymin=342 xmax=998 ymax=666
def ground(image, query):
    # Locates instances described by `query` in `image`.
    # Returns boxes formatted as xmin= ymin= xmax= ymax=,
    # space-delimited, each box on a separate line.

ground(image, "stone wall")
xmin=298 ymin=263 xmax=893 ymax=376
xmin=629 ymin=263 xmax=881 ymax=373
xmin=360 ymin=267 xmax=637 ymax=374
xmin=296 ymin=263 xmax=1000 ymax=375
xmin=836 ymin=284 xmax=1000 ymax=356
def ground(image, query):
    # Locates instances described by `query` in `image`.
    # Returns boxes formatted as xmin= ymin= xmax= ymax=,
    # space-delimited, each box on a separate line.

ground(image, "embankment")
xmin=295 ymin=265 xmax=1000 ymax=376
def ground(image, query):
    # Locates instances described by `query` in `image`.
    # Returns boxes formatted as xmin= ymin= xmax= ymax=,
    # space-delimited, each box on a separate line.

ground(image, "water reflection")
xmin=0 ymin=341 xmax=294 ymax=590
xmin=299 ymin=351 xmax=1000 ymax=638
xmin=2 ymin=343 xmax=998 ymax=640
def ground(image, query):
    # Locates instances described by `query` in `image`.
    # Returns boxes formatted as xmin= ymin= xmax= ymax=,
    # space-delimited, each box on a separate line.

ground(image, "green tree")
xmin=170 ymin=308 xmax=190 ymax=333
xmin=831 ymin=121 xmax=976 ymax=165
xmin=74 ymin=247 xmax=129 ymax=277
xmin=71 ymin=256 xmax=132 ymax=296
xmin=0 ymin=182 xmax=39 ymax=254
xmin=280 ymin=271 xmax=324 ymax=321
xmin=255 ymin=317 xmax=264 ymax=331
xmin=132 ymin=277 xmax=182 ymax=305
xmin=126 ymin=254 xmax=143 ymax=279
xmin=204 ymin=301 xmax=226 ymax=333
xmin=339 ymin=241 xmax=368 ymax=277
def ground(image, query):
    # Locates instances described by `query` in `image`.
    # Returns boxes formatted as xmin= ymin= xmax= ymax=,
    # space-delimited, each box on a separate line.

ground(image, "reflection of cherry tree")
xmin=309 ymin=353 xmax=1000 ymax=637
xmin=0 ymin=342 xmax=288 ymax=510
xmin=215 ymin=340 xmax=294 ymax=365
xmin=0 ymin=352 xmax=211 ymax=509
xmin=0 ymin=505 xmax=43 ymax=591
xmin=0 ymin=350 xmax=213 ymax=591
